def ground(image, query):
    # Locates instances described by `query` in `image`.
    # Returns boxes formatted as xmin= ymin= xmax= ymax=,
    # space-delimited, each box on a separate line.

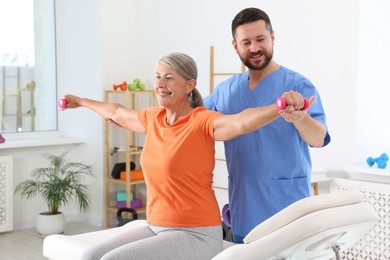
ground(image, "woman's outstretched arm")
xmin=213 ymin=104 xmax=280 ymax=141
xmin=60 ymin=94 xmax=145 ymax=133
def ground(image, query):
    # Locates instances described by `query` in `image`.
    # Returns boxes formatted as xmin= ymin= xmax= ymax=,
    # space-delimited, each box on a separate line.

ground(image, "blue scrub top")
xmin=204 ymin=66 xmax=331 ymax=238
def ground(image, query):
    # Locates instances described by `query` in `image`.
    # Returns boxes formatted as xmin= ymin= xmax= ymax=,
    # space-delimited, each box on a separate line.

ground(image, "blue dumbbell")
xmin=367 ymin=153 xmax=389 ymax=169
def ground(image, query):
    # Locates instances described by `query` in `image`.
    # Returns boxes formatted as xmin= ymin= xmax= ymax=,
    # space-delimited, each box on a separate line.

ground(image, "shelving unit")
xmin=104 ymin=89 xmax=156 ymax=227
xmin=1 ymin=66 xmax=36 ymax=132
xmin=209 ymin=45 xmax=245 ymax=94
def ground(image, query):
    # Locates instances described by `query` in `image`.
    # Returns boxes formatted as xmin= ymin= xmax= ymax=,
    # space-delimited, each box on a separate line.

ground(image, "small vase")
xmin=36 ymin=212 xmax=66 ymax=235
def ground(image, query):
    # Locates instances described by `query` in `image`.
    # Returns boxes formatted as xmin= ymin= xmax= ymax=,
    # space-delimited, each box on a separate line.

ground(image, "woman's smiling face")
xmin=154 ymin=63 xmax=191 ymax=108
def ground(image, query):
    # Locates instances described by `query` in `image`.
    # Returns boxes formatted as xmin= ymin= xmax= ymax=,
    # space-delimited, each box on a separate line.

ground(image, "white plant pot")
xmin=36 ymin=212 xmax=66 ymax=235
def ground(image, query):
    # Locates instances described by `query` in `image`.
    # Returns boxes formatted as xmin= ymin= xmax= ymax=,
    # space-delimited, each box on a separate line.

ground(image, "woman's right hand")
xmin=58 ymin=94 xmax=82 ymax=110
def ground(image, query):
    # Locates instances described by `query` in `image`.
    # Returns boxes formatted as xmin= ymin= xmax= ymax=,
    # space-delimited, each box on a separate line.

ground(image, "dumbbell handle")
xmin=58 ymin=99 xmax=68 ymax=109
xmin=276 ymin=97 xmax=309 ymax=110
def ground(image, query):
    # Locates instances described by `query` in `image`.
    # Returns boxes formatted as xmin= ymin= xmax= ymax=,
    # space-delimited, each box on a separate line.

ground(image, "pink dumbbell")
xmin=276 ymin=97 xmax=309 ymax=110
xmin=58 ymin=99 xmax=68 ymax=109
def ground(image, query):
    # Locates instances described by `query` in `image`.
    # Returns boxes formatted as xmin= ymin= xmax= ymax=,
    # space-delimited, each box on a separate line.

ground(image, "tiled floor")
xmin=0 ymin=221 xmax=105 ymax=260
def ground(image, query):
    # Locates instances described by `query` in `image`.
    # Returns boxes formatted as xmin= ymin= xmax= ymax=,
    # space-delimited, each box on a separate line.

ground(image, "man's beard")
xmin=240 ymin=49 xmax=273 ymax=70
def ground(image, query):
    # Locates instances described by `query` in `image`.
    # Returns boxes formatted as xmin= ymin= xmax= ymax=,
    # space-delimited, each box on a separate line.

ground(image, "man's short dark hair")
xmin=231 ymin=7 xmax=273 ymax=40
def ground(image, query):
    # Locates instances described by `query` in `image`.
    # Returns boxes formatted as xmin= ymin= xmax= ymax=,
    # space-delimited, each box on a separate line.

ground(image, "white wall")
xmin=55 ymin=0 xmax=104 ymax=226
xmin=357 ymin=0 xmax=390 ymax=162
xmin=126 ymin=0 xmax=359 ymax=173
xmin=5 ymin=0 xmax=390 ymax=228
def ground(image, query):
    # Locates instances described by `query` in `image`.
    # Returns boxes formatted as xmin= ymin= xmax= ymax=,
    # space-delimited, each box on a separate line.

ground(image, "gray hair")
xmin=159 ymin=53 xmax=203 ymax=108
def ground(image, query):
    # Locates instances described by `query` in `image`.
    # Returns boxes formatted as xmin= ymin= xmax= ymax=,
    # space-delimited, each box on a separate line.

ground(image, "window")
xmin=0 ymin=0 xmax=57 ymax=134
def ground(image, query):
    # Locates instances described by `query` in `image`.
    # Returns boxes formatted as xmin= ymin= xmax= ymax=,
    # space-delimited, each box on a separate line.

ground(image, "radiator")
xmin=330 ymin=178 xmax=390 ymax=259
xmin=0 ymin=156 xmax=13 ymax=232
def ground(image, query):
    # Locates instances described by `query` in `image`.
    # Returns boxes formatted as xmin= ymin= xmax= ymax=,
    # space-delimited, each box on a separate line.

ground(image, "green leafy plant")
xmin=15 ymin=151 xmax=94 ymax=215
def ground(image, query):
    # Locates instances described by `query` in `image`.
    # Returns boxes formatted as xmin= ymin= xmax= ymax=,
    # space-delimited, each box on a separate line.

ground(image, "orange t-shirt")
xmin=138 ymin=106 xmax=222 ymax=227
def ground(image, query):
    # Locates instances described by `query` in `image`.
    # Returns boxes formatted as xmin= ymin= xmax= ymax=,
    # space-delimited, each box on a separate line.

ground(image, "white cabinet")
xmin=0 ymin=156 xmax=13 ymax=232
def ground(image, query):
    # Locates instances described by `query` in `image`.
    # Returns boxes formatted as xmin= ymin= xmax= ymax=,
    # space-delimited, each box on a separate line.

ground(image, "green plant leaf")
xmin=14 ymin=151 xmax=95 ymax=215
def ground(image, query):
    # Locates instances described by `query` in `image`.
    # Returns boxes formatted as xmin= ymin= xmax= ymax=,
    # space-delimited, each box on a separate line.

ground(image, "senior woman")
xmin=60 ymin=52 xmax=308 ymax=260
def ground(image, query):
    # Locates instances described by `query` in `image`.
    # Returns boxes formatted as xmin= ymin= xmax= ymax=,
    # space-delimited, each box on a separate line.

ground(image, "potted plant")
xmin=15 ymin=151 xmax=94 ymax=235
